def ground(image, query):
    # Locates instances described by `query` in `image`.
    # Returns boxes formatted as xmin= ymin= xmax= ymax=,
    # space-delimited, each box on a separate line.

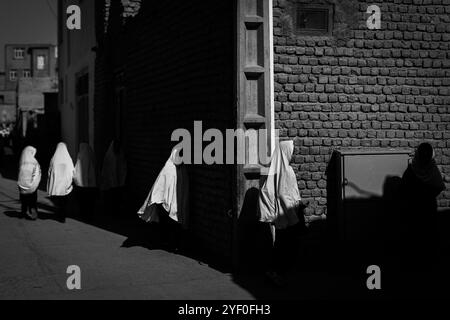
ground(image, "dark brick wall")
xmin=273 ymin=0 xmax=450 ymax=217
xmin=119 ymin=0 xmax=235 ymax=264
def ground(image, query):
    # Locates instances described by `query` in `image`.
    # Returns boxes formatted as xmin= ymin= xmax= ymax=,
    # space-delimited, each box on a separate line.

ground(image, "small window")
xmin=296 ymin=5 xmax=333 ymax=35
xmin=23 ymin=70 xmax=31 ymax=78
xmin=37 ymin=55 xmax=46 ymax=70
xmin=9 ymin=70 xmax=17 ymax=81
xmin=14 ymin=48 xmax=25 ymax=59
xmin=0 ymin=95 xmax=4 ymax=104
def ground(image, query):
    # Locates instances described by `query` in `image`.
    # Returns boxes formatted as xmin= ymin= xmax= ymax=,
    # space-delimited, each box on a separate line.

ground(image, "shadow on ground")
xmin=2 ymin=153 xmax=450 ymax=300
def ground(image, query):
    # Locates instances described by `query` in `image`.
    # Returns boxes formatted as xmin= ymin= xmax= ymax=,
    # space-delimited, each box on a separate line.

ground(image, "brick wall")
xmin=113 ymin=0 xmax=235 ymax=264
xmin=273 ymin=0 xmax=450 ymax=217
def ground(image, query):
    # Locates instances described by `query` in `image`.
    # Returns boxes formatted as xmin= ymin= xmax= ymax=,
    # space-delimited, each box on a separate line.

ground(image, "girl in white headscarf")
xmin=47 ymin=142 xmax=74 ymax=222
xmin=18 ymin=146 xmax=41 ymax=220
xmin=138 ymin=147 xmax=189 ymax=252
xmin=258 ymin=140 xmax=303 ymax=285
xmin=74 ymin=143 xmax=98 ymax=220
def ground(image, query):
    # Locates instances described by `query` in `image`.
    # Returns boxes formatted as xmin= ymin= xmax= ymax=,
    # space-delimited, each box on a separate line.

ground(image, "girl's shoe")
xmin=25 ymin=212 xmax=37 ymax=221
xmin=30 ymin=209 xmax=38 ymax=220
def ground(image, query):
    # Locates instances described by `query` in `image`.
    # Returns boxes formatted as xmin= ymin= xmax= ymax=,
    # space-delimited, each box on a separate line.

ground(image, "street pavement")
xmin=0 ymin=170 xmax=367 ymax=300
xmin=1 ymin=169 xmax=450 ymax=300
xmin=0 ymin=174 xmax=258 ymax=300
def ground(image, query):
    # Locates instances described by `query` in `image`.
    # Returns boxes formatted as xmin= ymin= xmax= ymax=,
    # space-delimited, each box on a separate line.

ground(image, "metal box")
xmin=332 ymin=148 xmax=412 ymax=259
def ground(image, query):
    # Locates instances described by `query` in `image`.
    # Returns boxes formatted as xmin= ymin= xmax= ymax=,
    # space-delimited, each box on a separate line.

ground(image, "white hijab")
xmin=47 ymin=142 xmax=74 ymax=196
xmin=137 ymin=147 xmax=189 ymax=228
xmin=74 ymin=143 xmax=97 ymax=188
xmin=259 ymin=140 xmax=301 ymax=230
xmin=18 ymin=146 xmax=41 ymax=194
xmin=101 ymin=140 xmax=127 ymax=191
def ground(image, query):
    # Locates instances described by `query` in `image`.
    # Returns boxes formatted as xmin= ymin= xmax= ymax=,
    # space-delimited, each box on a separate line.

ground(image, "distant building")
xmin=1 ymin=44 xmax=58 ymax=128
xmin=17 ymin=77 xmax=58 ymax=137
xmin=0 ymin=72 xmax=16 ymax=125
xmin=4 ymin=44 xmax=57 ymax=90
xmin=0 ymin=44 xmax=59 ymax=161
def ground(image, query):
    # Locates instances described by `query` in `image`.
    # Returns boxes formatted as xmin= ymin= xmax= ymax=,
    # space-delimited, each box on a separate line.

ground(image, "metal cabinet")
xmin=333 ymin=149 xmax=412 ymax=258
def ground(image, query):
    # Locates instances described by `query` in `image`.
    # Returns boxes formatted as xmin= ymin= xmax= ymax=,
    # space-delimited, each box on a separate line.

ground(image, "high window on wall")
xmin=37 ymin=55 xmax=46 ymax=70
xmin=14 ymin=48 xmax=25 ymax=59
xmin=23 ymin=70 xmax=31 ymax=78
xmin=296 ymin=4 xmax=333 ymax=36
xmin=9 ymin=70 xmax=17 ymax=81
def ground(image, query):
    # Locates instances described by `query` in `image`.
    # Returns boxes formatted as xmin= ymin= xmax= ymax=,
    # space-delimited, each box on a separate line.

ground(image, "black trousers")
xmin=50 ymin=195 xmax=69 ymax=221
xmin=267 ymin=227 xmax=293 ymax=273
xmin=20 ymin=191 xmax=38 ymax=218
xmin=157 ymin=205 xmax=182 ymax=251
xmin=267 ymin=209 xmax=306 ymax=274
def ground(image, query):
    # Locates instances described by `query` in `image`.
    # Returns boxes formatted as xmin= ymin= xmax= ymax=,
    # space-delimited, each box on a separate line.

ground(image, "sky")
xmin=0 ymin=0 xmax=57 ymax=72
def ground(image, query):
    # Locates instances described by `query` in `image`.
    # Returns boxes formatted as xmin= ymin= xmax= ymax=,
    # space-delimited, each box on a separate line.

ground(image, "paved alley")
xmin=1 ymin=171 xmax=450 ymax=300
xmin=0 ymin=174 xmax=259 ymax=300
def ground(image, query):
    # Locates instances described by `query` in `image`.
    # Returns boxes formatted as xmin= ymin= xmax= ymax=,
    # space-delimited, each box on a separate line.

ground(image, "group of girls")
xmin=17 ymin=137 xmax=445 ymax=287
xmin=136 ymin=140 xmax=445 ymax=287
xmin=135 ymin=141 xmax=301 ymax=281
xmin=17 ymin=140 xmax=127 ymax=222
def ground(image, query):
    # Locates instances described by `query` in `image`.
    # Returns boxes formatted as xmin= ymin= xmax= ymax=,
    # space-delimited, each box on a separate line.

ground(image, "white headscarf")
xmin=137 ymin=147 xmax=189 ymax=228
xmin=259 ymin=140 xmax=301 ymax=230
xmin=18 ymin=146 xmax=41 ymax=195
xmin=47 ymin=142 xmax=74 ymax=196
xmin=74 ymin=143 xmax=97 ymax=188
xmin=100 ymin=140 xmax=127 ymax=191
xmin=411 ymin=148 xmax=445 ymax=192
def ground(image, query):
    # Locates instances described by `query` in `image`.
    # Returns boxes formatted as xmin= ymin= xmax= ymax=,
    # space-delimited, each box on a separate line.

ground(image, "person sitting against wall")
xmin=18 ymin=146 xmax=42 ymax=220
xmin=137 ymin=147 xmax=189 ymax=253
xmin=47 ymin=142 xmax=75 ymax=223
xmin=100 ymin=139 xmax=127 ymax=217
xmin=74 ymin=143 xmax=98 ymax=221
xmin=398 ymin=142 xmax=446 ymax=270
xmin=258 ymin=140 xmax=304 ymax=286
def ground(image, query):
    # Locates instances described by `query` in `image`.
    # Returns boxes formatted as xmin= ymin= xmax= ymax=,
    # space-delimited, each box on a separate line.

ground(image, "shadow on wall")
xmin=325 ymin=150 xmax=450 ymax=274
xmin=236 ymin=187 xmax=273 ymax=273
xmin=325 ymin=150 xmax=402 ymax=269
xmin=232 ymin=186 xmax=313 ymax=299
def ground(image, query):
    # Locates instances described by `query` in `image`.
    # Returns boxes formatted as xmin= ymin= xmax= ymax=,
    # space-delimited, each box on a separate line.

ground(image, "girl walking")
xmin=18 ymin=146 xmax=41 ymax=220
xmin=259 ymin=140 xmax=303 ymax=286
xmin=47 ymin=142 xmax=74 ymax=223
xmin=137 ymin=147 xmax=189 ymax=252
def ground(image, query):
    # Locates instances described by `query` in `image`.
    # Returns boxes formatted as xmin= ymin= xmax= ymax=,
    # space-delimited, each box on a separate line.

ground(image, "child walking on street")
xmin=47 ymin=142 xmax=75 ymax=223
xmin=137 ymin=147 xmax=189 ymax=253
xmin=18 ymin=146 xmax=41 ymax=220
xmin=259 ymin=140 xmax=303 ymax=286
